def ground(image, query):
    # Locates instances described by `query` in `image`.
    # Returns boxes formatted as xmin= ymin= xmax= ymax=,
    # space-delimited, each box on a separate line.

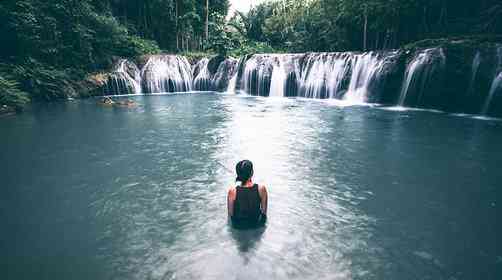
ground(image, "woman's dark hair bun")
xmin=235 ymin=160 xmax=253 ymax=182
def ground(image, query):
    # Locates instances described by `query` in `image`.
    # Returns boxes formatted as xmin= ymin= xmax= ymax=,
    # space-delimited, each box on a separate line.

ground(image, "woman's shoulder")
xmin=228 ymin=186 xmax=237 ymax=196
xmin=257 ymin=184 xmax=267 ymax=193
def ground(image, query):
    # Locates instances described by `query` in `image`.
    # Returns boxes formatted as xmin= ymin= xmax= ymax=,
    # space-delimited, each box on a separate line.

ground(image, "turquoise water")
xmin=1 ymin=93 xmax=501 ymax=279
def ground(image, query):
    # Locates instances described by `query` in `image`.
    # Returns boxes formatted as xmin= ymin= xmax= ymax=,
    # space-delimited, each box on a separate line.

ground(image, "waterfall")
xmin=344 ymin=52 xmax=389 ymax=103
xmin=99 ymin=46 xmax=502 ymax=116
xmin=227 ymin=73 xmax=237 ymax=92
xmin=238 ymin=54 xmax=302 ymax=97
xmin=140 ymin=55 xmax=192 ymax=93
xmin=467 ymin=52 xmax=481 ymax=96
xmin=482 ymin=46 xmax=502 ymax=115
xmin=242 ymin=56 xmax=271 ymax=96
xmin=212 ymin=58 xmax=238 ymax=91
xmin=269 ymin=56 xmax=286 ymax=97
xmin=299 ymin=53 xmax=331 ymax=99
xmin=398 ymin=56 xmax=423 ymax=106
xmin=237 ymin=52 xmax=393 ymax=101
xmin=398 ymin=48 xmax=445 ymax=107
xmin=482 ymin=73 xmax=502 ymax=115
xmin=326 ymin=54 xmax=352 ymax=99
xmin=193 ymin=57 xmax=238 ymax=92
xmin=193 ymin=58 xmax=211 ymax=91
xmin=106 ymin=59 xmax=141 ymax=95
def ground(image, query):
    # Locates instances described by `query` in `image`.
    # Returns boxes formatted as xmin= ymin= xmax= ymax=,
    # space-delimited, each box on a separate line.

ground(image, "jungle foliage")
xmin=230 ymin=0 xmax=502 ymax=53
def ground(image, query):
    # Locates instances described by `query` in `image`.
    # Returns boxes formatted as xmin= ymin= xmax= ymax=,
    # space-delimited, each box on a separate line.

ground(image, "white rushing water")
xmin=193 ymin=58 xmax=211 ymax=91
xmin=344 ymin=52 xmax=387 ymax=103
xmin=237 ymin=52 xmax=391 ymax=101
xmin=398 ymin=48 xmax=445 ymax=107
xmin=193 ymin=57 xmax=238 ymax=92
xmin=482 ymin=73 xmax=502 ymax=115
xmin=269 ymin=57 xmax=286 ymax=97
xmin=213 ymin=58 xmax=238 ymax=91
xmin=326 ymin=54 xmax=352 ymax=99
xmin=106 ymin=59 xmax=142 ymax=95
xmin=481 ymin=45 xmax=502 ymax=115
xmin=103 ymin=47 xmax=501 ymax=117
xmin=300 ymin=53 xmax=331 ymax=99
xmin=242 ymin=56 xmax=272 ymax=96
xmin=227 ymin=73 xmax=237 ymax=93
xmin=140 ymin=55 xmax=192 ymax=93
xmin=467 ymin=52 xmax=481 ymax=96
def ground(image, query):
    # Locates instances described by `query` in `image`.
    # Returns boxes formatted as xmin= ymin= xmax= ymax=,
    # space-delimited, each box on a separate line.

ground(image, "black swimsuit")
xmin=232 ymin=184 xmax=266 ymax=228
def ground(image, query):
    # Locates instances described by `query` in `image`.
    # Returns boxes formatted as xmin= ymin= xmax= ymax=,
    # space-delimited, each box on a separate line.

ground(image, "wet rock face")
xmin=212 ymin=58 xmax=238 ymax=91
xmin=207 ymin=55 xmax=226 ymax=76
xmin=192 ymin=56 xmax=238 ymax=92
xmin=397 ymin=48 xmax=447 ymax=108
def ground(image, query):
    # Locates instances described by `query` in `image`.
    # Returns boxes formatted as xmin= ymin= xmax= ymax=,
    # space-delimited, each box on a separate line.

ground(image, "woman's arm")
xmin=258 ymin=185 xmax=268 ymax=216
xmin=227 ymin=187 xmax=236 ymax=217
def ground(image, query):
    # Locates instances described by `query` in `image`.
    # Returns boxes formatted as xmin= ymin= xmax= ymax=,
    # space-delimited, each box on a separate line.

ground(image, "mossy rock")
xmin=403 ymin=35 xmax=502 ymax=51
xmin=77 ymin=73 xmax=110 ymax=98
xmin=207 ymin=55 xmax=226 ymax=75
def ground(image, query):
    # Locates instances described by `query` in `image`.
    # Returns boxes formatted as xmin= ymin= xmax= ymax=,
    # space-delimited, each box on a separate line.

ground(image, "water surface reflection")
xmin=1 ymin=94 xmax=501 ymax=280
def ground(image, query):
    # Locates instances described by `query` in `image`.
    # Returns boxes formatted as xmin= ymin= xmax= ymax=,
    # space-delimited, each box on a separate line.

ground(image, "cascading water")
xmin=212 ymin=58 xmax=238 ymax=91
xmin=482 ymin=73 xmax=502 ymax=115
xmin=241 ymin=56 xmax=273 ymax=96
xmin=193 ymin=58 xmax=211 ymax=91
xmin=98 ymin=46 xmax=502 ymax=116
xmin=326 ymin=54 xmax=352 ymax=99
xmin=344 ymin=52 xmax=391 ymax=103
xmin=193 ymin=57 xmax=238 ymax=92
xmin=106 ymin=60 xmax=141 ymax=95
xmin=467 ymin=52 xmax=481 ymax=96
xmin=481 ymin=46 xmax=502 ymax=115
xmin=237 ymin=54 xmax=302 ymax=97
xmin=140 ymin=55 xmax=192 ymax=93
xmin=227 ymin=74 xmax=237 ymax=93
xmin=299 ymin=53 xmax=332 ymax=99
xmin=238 ymin=52 xmax=394 ymax=102
xmin=398 ymin=48 xmax=445 ymax=107
xmin=269 ymin=56 xmax=287 ymax=97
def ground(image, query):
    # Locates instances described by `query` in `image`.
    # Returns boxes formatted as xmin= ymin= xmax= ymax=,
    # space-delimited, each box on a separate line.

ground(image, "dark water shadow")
xmin=229 ymin=223 xmax=266 ymax=255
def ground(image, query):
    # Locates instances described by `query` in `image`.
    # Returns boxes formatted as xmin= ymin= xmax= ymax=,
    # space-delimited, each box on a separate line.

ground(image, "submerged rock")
xmin=0 ymin=105 xmax=16 ymax=116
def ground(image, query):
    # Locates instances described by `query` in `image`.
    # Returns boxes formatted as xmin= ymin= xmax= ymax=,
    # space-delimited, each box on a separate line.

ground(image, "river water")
xmin=1 ymin=93 xmax=501 ymax=280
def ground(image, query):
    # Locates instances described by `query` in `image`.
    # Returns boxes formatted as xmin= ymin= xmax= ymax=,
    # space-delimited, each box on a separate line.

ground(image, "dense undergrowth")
xmin=0 ymin=0 xmax=160 ymax=110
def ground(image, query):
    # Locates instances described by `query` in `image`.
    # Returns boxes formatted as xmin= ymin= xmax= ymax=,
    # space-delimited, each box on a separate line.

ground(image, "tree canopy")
xmin=230 ymin=0 xmax=502 ymax=53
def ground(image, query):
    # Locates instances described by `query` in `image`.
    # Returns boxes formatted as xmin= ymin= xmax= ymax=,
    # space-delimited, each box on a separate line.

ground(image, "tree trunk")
xmin=205 ymin=0 xmax=209 ymax=42
xmin=143 ymin=1 xmax=148 ymax=36
xmin=363 ymin=5 xmax=368 ymax=51
xmin=176 ymin=0 xmax=180 ymax=51
xmin=422 ymin=6 xmax=429 ymax=36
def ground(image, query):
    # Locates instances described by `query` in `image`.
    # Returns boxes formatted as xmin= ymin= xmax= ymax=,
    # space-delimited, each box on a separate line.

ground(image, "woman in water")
xmin=227 ymin=160 xmax=268 ymax=228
